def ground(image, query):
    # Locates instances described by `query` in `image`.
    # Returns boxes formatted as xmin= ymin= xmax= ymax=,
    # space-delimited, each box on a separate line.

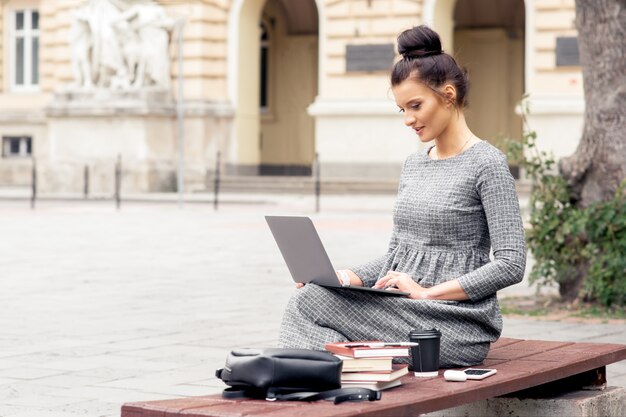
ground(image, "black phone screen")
xmin=465 ymin=369 xmax=491 ymax=375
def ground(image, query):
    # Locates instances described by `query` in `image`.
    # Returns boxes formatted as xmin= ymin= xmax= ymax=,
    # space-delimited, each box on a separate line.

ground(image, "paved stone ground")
xmin=0 ymin=194 xmax=624 ymax=417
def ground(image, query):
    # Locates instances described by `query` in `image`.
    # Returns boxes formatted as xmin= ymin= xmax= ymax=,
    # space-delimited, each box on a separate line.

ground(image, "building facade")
xmin=0 ymin=0 xmax=583 ymax=193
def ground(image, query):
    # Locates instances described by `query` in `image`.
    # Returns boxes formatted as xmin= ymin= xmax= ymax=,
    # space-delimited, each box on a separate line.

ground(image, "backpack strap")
xmin=267 ymin=387 xmax=382 ymax=404
xmin=222 ymin=387 xmax=266 ymax=400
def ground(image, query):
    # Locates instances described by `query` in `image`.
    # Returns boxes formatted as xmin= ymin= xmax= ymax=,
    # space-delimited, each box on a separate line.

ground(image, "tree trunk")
xmin=559 ymin=0 xmax=626 ymax=208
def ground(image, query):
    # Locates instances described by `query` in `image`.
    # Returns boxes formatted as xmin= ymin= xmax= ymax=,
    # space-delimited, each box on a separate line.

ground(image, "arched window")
xmin=260 ymin=23 xmax=269 ymax=110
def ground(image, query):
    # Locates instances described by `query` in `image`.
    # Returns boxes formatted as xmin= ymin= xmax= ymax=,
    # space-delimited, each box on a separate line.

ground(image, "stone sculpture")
xmin=69 ymin=0 xmax=175 ymax=90
xmin=70 ymin=8 xmax=93 ymax=88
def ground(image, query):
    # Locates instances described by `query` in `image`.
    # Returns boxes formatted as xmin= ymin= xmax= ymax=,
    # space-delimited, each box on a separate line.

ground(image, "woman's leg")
xmin=278 ymin=284 xmax=349 ymax=350
xmin=278 ymin=284 xmax=492 ymax=367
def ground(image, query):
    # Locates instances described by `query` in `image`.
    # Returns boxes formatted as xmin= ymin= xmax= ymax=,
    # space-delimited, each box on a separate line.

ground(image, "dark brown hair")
xmin=391 ymin=25 xmax=469 ymax=108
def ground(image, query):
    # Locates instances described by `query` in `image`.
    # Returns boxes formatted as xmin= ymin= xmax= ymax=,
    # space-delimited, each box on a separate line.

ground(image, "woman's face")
xmin=392 ymin=78 xmax=454 ymax=143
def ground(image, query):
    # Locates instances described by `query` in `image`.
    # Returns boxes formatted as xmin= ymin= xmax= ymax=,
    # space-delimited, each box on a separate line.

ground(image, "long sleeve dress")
xmin=278 ymin=141 xmax=527 ymax=367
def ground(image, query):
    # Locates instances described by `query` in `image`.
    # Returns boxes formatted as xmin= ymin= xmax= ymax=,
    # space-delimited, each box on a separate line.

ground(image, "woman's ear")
xmin=442 ymin=84 xmax=457 ymax=107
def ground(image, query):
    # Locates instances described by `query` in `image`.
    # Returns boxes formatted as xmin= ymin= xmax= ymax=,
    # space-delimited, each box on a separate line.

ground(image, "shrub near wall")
xmin=505 ymin=106 xmax=626 ymax=308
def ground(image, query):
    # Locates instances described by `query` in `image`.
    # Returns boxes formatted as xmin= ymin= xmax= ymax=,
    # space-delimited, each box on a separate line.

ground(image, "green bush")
xmin=583 ymin=184 xmax=626 ymax=306
xmin=503 ymin=101 xmax=626 ymax=307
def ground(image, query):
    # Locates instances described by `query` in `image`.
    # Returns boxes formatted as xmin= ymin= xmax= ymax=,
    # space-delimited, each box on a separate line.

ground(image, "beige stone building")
xmin=0 ymin=0 xmax=583 ymax=193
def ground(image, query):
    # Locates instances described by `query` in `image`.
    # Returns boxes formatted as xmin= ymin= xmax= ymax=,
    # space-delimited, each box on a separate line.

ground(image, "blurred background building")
xmin=0 ymin=0 xmax=583 ymax=193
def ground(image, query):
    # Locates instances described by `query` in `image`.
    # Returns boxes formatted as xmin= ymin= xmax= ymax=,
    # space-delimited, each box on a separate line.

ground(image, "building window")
xmin=2 ymin=136 xmax=32 ymax=158
xmin=260 ymin=22 xmax=269 ymax=110
xmin=10 ymin=10 xmax=40 ymax=90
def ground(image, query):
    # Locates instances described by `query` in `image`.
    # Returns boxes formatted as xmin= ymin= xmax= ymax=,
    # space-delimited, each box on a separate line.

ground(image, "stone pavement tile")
xmin=202 ymin=329 xmax=283 ymax=349
xmin=0 ymin=367 xmax=66 ymax=380
xmin=503 ymin=319 xmax=626 ymax=345
xmin=0 ymin=380 xmax=60 ymax=401
xmin=26 ymin=373 xmax=109 ymax=389
xmin=135 ymin=332 xmax=233 ymax=346
xmin=0 ymin=404 xmax=37 ymax=417
xmin=0 ymin=377 xmax=20 ymax=385
xmin=585 ymin=330 xmax=626 ymax=344
xmin=0 ymin=353 xmax=68 ymax=366
xmin=187 ymin=376 xmax=218 ymax=385
xmin=113 ymin=344 xmax=213 ymax=361
xmin=0 ymin=349 xmax=39 ymax=359
xmin=501 ymin=319 xmax=575 ymax=339
xmin=544 ymin=324 xmax=626 ymax=342
xmin=206 ymin=374 xmax=228 ymax=390
xmin=70 ymin=367 xmax=141 ymax=381
xmin=144 ymin=383 xmax=218 ymax=397
xmin=2 ymin=393 xmax=89 ymax=408
xmin=93 ymin=376 xmax=194 ymax=395
xmin=47 ymin=385 xmax=184 ymax=404
xmin=608 ymin=374 xmax=626 ymax=388
xmin=38 ymin=344 xmax=118 ymax=358
xmin=101 ymin=336 xmax=193 ymax=352
xmin=608 ymin=361 xmax=626 ymax=382
xmin=154 ymin=345 xmax=230 ymax=361
xmin=94 ymin=372 xmax=209 ymax=391
xmin=9 ymin=412 xmax=85 ymax=417
xmin=44 ymin=354 xmax=186 ymax=373
xmin=207 ymin=386 xmax=223 ymax=394
xmin=611 ymin=362 xmax=626 ymax=374
xmin=96 ymin=365 xmax=215 ymax=389
xmin=35 ymin=358 xmax=108 ymax=372
xmin=51 ymin=399 xmax=121 ymax=417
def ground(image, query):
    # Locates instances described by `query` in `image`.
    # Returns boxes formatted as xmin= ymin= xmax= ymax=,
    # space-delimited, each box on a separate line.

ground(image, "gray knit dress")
xmin=278 ymin=141 xmax=527 ymax=367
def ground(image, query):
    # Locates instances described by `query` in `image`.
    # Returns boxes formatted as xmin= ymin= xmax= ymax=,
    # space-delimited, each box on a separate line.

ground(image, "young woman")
xmin=278 ymin=25 xmax=526 ymax=367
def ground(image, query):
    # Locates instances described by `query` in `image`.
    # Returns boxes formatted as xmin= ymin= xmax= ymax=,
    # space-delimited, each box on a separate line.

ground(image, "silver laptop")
xmin=265 ymin=216 xmax=410 ymax=297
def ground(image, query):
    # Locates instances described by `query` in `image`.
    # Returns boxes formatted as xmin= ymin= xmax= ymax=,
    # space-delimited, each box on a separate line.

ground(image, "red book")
xmin=325 ymin=341 xmax=410 ymax=358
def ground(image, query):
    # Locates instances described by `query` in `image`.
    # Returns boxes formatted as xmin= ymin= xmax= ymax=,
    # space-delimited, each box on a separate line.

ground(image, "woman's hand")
xmin=373 ymin=271 xmax=426 ymax=299
xmin=374 ymin=271 xmax=470 ymax=301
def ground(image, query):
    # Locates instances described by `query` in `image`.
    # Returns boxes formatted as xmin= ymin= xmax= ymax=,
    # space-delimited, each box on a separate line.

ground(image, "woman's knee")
xmin=286 ymin=284 xmax=328 ymax=316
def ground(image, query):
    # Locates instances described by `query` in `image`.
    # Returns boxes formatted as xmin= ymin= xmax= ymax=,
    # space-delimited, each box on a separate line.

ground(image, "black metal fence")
xmin=27 ymin=152 xmax=323 ymax=212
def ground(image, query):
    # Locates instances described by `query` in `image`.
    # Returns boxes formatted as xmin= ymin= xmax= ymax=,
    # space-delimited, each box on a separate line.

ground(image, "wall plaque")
xmin=556 ymin=37 xmax=580 ymax=67
xmin=346 ymin=44 xmax=395 ymax=72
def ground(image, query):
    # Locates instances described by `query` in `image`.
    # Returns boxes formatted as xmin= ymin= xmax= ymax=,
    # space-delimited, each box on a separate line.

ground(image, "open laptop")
xmin=265 ymin=216 xmax=410 ymax=297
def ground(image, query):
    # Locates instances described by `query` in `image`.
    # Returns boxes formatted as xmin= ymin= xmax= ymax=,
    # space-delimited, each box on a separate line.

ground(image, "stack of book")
xmin=325 ymin=341 xmax=410 ymax=391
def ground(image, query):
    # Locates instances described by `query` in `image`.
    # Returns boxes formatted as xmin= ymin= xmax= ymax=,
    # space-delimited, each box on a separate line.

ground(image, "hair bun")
xmin=397 ymin=25 xmax=443 ymax=59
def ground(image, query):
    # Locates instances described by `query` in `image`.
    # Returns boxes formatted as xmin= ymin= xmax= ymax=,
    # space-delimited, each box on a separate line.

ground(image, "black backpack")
xmin=215 ymin=348 xmax=381 ymax=404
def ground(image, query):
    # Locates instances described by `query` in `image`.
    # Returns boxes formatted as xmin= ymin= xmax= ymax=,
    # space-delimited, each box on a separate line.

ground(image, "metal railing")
xmin=26 ymin=151 xmax=327 ymax=212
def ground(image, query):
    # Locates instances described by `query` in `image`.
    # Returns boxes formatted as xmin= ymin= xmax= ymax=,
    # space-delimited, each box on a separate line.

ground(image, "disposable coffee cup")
xmin=408 ymin=328 xmax=441 ymax=378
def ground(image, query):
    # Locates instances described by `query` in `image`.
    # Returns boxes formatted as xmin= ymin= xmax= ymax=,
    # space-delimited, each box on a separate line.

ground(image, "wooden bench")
xmin=121 ymin=338 xmax=626 ymax=417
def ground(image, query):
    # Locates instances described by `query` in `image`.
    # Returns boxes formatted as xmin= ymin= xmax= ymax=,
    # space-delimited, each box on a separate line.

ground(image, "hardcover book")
xmin=325 ymin=341 xmax=410 ymax=358
xmin=334 ymin=355 xmax=394 ymax=372
xmin=341 ymin=379 xmax=402 ymax=391
xmin=340 ymin=365 xmax=409 ymax=382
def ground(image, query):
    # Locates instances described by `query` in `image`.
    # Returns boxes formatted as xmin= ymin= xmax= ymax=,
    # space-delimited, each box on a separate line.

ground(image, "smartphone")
xmin=463 ymin=368 xmax=497 ymax=380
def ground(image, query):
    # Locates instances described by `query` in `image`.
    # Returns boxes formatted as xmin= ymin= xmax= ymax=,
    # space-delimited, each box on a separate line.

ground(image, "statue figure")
xmin=91 ymin=0 xmax=132 ymax=88
xmin=68 ymin=0 xmax=175 ymax=90
xmin=112 ymin=16 xmax=142 ymax=87
xmin=118 ymin=3 xmax=176 ymax=89
xmin=70 ymin=8 xmax=93 ymax=88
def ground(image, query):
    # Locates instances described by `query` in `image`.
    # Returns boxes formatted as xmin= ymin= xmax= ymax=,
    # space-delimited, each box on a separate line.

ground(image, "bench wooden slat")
xmin=489 ymin=337 xmax=525 ymax=349
xmin=121 ymin=339 xmax=626 ymax=417
xmin=486 ymin=340 xmax=574 ymax=360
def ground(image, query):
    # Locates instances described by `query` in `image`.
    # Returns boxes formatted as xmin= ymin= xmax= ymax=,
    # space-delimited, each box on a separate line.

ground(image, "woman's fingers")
xmin=374 ymin=271 xmax=413 ymax=288
xmin=373 ymin=274 xmax=393 ymax=288
xmin=296 ymin=283 xmax=305 ymax=289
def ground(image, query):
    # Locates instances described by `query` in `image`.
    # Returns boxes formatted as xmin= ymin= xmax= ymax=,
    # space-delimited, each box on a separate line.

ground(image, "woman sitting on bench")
xmin=278 ymin=25 xmax=527 ymax=367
